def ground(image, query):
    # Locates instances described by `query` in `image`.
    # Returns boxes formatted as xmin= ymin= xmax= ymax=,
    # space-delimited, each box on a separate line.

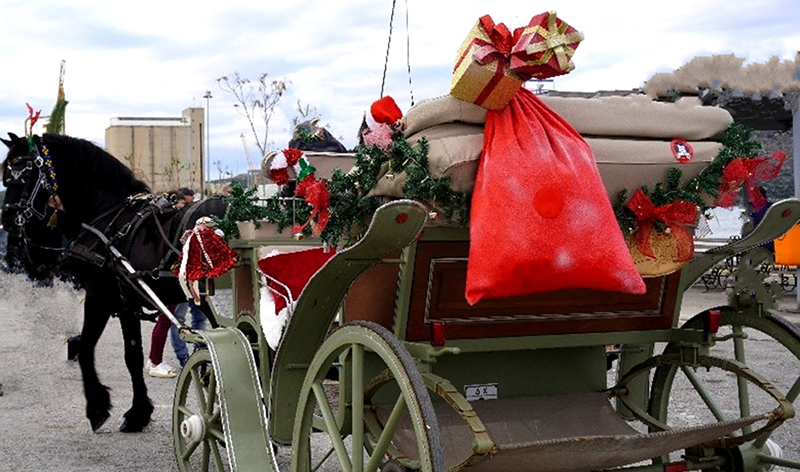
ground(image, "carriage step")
xmin=380 ymin=392 xmax=771 ymax=472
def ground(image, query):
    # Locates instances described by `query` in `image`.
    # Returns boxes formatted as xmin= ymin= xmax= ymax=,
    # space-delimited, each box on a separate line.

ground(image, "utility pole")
xmin=203 ymin=90 xmax=212 ymax=195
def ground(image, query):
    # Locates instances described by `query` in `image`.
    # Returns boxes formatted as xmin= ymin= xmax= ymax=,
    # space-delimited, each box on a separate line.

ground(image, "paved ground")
xmin=0 ymin=271 xmax=798 ymax=472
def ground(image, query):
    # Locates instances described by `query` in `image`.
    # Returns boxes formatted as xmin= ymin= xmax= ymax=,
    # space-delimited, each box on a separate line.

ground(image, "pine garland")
xmin=220 ymin=121 xmax=765 ymax=248
xmin=218 ymin=128 xmax=470 ymax=247
xmin=614 ymin=122 xmax=763 ymax=235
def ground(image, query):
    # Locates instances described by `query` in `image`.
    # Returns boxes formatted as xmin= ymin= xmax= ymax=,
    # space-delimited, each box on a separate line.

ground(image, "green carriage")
xmin=171 ymin=196 xmax=800 ymax=472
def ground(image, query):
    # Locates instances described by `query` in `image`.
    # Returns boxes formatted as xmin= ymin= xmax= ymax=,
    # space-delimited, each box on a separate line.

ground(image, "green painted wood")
xmin=681 ymin=198 xmax=800 ymax=292
xmin=269 ymin=200 xmax=428 ymax=444
xmin=199 ymin=328 xmax=276 ymax=472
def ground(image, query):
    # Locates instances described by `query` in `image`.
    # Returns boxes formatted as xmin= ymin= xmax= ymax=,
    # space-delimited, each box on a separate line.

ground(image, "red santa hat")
xmin=365 ymin=96 xmax=403 ymax=128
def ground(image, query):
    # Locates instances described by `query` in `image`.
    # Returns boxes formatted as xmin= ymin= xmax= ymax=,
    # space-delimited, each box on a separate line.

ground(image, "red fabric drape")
xmin=257 ymin=247 xmax=336 ymax=315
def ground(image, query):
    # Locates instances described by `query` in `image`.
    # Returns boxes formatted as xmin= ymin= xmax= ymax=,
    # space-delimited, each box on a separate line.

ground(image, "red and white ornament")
xmin=269 ymin=148 xmax=309 ymax=185
xmin=175 ymin=217 xmax=237 ymax=305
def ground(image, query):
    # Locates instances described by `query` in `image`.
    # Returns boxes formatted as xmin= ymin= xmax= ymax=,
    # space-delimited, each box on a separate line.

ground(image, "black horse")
xmin=1 ymin=132 xmax=226 ymax=432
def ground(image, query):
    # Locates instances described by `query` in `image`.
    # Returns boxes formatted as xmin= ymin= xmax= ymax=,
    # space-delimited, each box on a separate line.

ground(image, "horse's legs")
xmin=79 ymin=294 xmax=112 ymax=432
xmin=118 ymin=311 xmax=153 ymax=433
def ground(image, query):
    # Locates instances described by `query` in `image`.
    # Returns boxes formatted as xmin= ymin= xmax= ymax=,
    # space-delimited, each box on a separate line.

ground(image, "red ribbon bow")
xmin=293 ymin=174 xmax=330 ymax=236
xmin=715 ymin=151 xmax=786 ymax=212
xmin=26 ymin=103 xmax=41 ymax=132
xmin=626 ymin=189 xmax=698 ymax=262
xmin=471 ymin=16 xmax=518 ymax=65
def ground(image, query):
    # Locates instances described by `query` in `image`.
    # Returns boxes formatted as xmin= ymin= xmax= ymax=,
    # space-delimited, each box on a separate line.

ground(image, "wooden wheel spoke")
xmin=366 ymin=394 xmax=407 ymax=472
xmin=177 ymin=405 xmax=194 ymax=418
xmin=681 ymin=365 xmax=728 ymax=422
xmin=731 ymin=325 xmax=753 ymax=435
xmin=209 ymin=438 xmax=225 ymax=470
xmin=312 ymin=446 xmax=336 ymax=472
xmin=191 ymin=369 xmax=208 ymax=413
xmin=312 ymin=381 xmax=352 ymax=472
xmin=292 ymin=324 xmax=443 ymax=472
xmin=788 ymin=374 xmax=800 ymax=403
xmin=209 ymin=427 xmax=226 ymax=443
xmin=351 ymin=344 xmax=365 ymax=472
xmin=205 ymin=371 xmax=217 ymax=416
xmin=182 ymin=438 xmax=202 ymax=461
xmin=201 ymin=441 xmax=210 ymax=471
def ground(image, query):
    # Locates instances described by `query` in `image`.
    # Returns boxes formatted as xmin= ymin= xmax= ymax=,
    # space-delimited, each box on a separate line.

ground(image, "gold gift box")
xmin=449 ymin=18 xmax=525 ymax=110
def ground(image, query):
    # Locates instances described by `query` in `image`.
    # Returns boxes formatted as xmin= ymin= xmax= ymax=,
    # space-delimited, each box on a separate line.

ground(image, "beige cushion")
xmin=402 ymin=95 xmax=487 ymax=137
xmin=401 ymin=94 xmax=732 ymax=141
xmin=541 ymin=95 xmax=733 ymax=141
xmin=369 ymin=129 xmax=721 ymax=203
xmin=589 ymin=138 xmax=721 ymax=203
xmin=368 ymin=123 xmax=484 ymax=197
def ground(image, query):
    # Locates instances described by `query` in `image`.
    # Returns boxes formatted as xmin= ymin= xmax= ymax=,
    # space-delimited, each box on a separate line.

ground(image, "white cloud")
xmin=1 ymin=0 xmax=797 ymax=177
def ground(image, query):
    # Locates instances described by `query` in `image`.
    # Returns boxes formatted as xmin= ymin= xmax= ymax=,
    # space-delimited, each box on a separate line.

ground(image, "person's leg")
xmin=149 ymin=314 xmax=171 ymax=366
xmin=189 ymin=303 xmax=207 ymax=354
xmin=169 ymin=303 xmax=190 ymax=367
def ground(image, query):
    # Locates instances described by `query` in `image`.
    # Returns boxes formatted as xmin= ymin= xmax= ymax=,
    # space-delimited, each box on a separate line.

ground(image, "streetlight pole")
xmin=203 ymin=90 xmax=212 ymax=194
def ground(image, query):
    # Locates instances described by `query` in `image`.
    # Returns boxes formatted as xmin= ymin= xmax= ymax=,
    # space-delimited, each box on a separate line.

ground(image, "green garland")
xmin=614 ymin=122 xmax=763 ymax=235
xmin=218 ymin=129 xmax=469 ymax=247
xmin=219 ymin=121 xmax=764 ymax=247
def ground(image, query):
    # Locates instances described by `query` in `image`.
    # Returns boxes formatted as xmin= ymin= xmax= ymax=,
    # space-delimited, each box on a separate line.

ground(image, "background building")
xmin=105 ymin=107 xmax=205 ymax=195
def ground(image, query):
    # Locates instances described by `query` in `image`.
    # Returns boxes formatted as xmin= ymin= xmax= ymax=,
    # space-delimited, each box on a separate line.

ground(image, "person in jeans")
xmin=170 ymin=302 xmax=207 ymax=367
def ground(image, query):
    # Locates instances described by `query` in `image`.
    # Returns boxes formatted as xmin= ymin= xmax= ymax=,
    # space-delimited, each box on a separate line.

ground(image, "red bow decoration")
xmin=715 ymin=151 xmax=786 ymax=212
xmin=26 ymin=103 xmax=41 ymax=132
xmin=293 ymin=174 xmax=330 ymax=236
xmin=472 ymin=16 xmax=517 ymax=64
xmin=626 ymin=189 xmax=698 ymax=262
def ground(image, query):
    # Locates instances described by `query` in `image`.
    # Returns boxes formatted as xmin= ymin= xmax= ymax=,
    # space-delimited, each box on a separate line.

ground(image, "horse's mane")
xmin=42 ymin=133 xmax=151 ymax=197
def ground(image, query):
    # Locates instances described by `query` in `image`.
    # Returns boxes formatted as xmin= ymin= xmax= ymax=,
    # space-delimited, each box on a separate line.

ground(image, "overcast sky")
xmin=1 ymin=0 xmax=798 ymax=178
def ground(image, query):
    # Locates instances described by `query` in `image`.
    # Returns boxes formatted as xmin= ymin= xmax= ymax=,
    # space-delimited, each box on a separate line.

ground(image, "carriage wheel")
xmin=649 ymin=308 xmax=800 ymax=470
xmin=173 ymin=349 xmax=231 ymax=472
xmin=292 ymin=321 xmax=445 ymax=472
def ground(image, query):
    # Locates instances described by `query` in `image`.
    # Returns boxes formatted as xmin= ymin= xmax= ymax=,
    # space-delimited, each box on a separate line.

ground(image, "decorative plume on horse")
xmin=1 ymin=129 xmax=228 ymax=432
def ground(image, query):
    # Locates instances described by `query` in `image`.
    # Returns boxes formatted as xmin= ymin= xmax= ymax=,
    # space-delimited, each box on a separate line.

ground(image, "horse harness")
xmin=4 ymin=138 xmax=190 ymax=320
xmin=2 ymin=137 xmax=57 ymax=228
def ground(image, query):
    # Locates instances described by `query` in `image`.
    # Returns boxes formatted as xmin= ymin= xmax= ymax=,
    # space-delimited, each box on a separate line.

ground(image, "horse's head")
xmin=1 ymin=132 xmax=64 ymax=279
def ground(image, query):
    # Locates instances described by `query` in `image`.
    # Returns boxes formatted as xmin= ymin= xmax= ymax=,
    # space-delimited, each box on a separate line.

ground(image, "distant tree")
xmin=217 ymin=72 xmax=288 ymax=159
xmin=291 ymin=100 xmax=319 ymax=128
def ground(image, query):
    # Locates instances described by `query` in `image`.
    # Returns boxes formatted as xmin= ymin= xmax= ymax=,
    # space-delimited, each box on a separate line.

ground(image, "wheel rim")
xmin=292 ymin=321 xmax=445 ymax=472
xmin=650 ymin=309 xmax=800 ymax=469
xmin=173 ymin=349 xmax=231 ymax=472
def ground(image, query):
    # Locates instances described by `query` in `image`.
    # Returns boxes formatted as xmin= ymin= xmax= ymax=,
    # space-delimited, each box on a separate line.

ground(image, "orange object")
xmin=774 ymin=224 xmax=800 ymax=266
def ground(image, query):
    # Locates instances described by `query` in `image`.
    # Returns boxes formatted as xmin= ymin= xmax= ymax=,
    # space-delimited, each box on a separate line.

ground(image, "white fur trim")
xmin=365 ymin=110 xmax=377 ymax=129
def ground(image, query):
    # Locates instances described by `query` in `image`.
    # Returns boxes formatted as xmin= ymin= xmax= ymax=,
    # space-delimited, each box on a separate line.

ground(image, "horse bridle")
xmin=2 ymin=138 xmax=55 ymax=228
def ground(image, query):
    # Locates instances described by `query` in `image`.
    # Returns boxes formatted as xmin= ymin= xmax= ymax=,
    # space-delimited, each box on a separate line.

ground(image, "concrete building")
xmin=105 ymin=107 xmax=206 ymax=195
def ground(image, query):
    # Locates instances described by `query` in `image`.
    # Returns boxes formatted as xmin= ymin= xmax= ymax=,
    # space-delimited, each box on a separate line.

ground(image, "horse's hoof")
xmin=89 ymin=411 xmax=110 ymax=432
xmin=119 ymin=401 xmax=153 ymax=433
xmin=119 ymin=416 xmax=147 ymax=433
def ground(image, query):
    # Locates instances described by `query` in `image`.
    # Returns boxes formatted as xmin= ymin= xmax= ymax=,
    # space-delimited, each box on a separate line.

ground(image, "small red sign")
xmin=670 ymin=138 xmax=694 ymax=163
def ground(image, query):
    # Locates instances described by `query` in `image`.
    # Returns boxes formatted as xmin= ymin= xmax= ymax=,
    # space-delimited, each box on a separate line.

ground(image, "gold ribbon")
xmin=514 ymin=11 xmax=584 ymax=73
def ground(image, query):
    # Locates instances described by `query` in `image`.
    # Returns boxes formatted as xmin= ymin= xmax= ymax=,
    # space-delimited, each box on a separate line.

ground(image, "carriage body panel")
xmin=207 ymin=197 xmax=800 ymax=472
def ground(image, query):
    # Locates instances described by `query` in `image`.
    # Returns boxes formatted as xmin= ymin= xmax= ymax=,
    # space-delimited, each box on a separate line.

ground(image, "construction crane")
xmin=240 ymin=133 xmax=257 ymax=170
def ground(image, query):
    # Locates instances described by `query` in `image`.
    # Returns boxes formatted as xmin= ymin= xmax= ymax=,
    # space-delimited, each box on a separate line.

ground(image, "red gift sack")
xmin=465 ymin=88 xmax=645 ymax=304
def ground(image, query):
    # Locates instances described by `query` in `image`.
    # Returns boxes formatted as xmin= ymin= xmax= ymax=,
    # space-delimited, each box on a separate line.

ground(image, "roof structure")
xmin=541 ymin=54 xmax=800 ymax=132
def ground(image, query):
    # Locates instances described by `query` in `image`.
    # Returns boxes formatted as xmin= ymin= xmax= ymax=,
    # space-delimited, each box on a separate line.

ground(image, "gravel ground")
xmin=1 ymin=270 xmax=799 ymax=472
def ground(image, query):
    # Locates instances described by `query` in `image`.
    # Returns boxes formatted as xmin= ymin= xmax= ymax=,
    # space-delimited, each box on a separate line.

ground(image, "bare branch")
xmin=217 ymin=72 xmax=289 ymax=158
